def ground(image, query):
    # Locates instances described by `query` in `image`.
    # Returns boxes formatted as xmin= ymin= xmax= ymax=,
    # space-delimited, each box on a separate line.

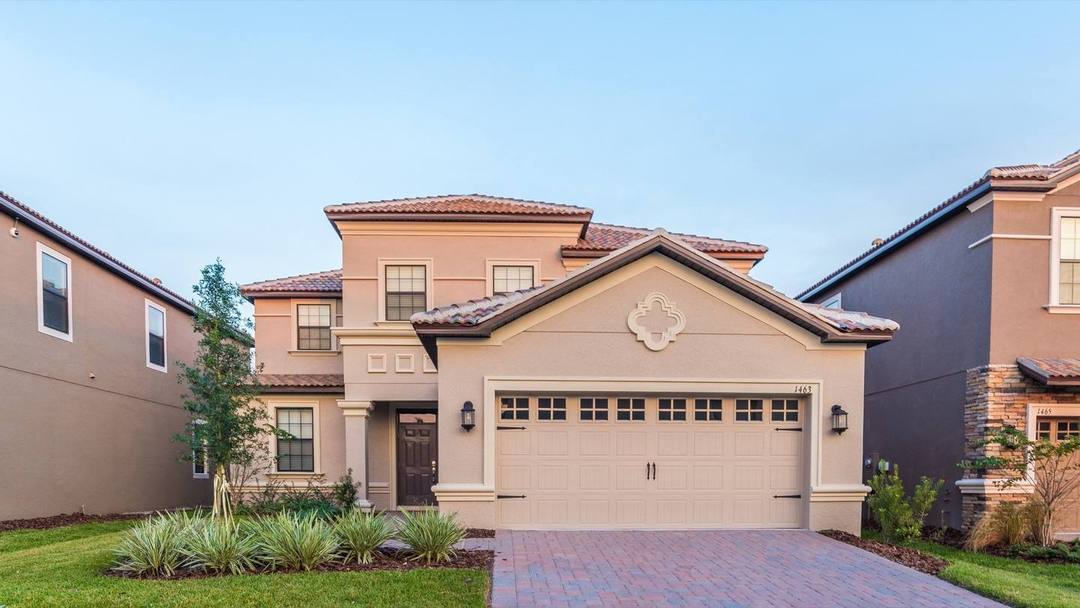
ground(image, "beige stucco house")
xmin=241 ymin=195 xmax=897 ymax=533
xmin=0 ymin=192 xmax=210 ymax=520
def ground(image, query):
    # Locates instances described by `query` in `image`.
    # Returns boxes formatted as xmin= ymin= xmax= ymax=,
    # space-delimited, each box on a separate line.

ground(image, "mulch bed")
xmin=0 ymin=512 xmax=144 ymax=533
xmin=820 ymin=530 xmax=948 ymax=576
xmin=106 ymin=549 xmax=494 ymax=580
xmin=464 ymin=528 xmax=496 ymax=539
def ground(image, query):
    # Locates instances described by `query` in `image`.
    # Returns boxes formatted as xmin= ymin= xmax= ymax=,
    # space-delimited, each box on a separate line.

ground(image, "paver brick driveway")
xmin=491 ymin=530 xmax=1003 ymax=607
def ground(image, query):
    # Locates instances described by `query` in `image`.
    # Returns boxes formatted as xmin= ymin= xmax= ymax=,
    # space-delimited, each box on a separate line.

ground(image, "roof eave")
xmin=1017 ymin=359 xmax=1080 ymax=387
xmin=241 ymin=290 xmax=342 ymax=302
xmin=0 ymin=195 xmax=195 ymax=315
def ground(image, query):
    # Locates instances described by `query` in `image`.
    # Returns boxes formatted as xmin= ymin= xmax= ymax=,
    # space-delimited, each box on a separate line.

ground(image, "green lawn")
xmin=864 ymin=531 xmax=1080 ymax=608
xmin=0 ymin=520 xmax=489 ymax=608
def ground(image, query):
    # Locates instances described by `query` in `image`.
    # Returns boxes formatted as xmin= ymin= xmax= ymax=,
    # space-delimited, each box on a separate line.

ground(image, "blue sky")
xmin=2 ymin=1 xmax=1078 ymax=301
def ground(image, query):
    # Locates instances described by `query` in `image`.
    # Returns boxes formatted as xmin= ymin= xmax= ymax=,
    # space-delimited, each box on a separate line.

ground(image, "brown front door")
xmin=397 ymin=411 xmax=438 ymax=507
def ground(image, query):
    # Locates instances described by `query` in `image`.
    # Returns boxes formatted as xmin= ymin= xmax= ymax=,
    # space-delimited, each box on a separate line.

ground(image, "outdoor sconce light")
xmin=460 ymin=401 xmax=476 ymax=432
xmin=831 ymin=404 xmax=849 ymax=435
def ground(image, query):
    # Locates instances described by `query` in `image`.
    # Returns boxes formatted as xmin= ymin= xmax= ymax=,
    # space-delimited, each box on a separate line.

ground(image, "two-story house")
xmin=1 ymin=192 xmax=211 ymax=520
xmin=242 ymin=194 xmax=898 ymax=533
xmin=799 ymin=148 xmax=1080 ymax=537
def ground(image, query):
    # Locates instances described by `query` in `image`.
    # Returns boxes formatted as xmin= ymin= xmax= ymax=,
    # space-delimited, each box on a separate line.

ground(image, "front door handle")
xmin=431 ymin=460 xmax=438 ymax=484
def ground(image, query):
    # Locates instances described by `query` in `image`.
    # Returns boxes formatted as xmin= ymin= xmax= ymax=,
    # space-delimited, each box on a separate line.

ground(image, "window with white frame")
xmin=37 ymin=243 xmax=72 ymax=341
xmin=500 ymin=396 xmax=529 ymax=420
xmin=658 ymin=398 xmax=687 ymax=421
xmin=735 ymin=398 xmax=764 ymax=422
xmin=297 ymin=303 xmax=332 ymax=350
xmin=385 ymin=265 xmax=427 ymax=321
xmin=493 ymin=265 xmax=535 ymax=295
xmin=770 ymin=399 xmax=799 ymax=422
xmin=145 ymin=301 xmax=167 ymax=372
xmin=276 ymin=408 xmax=314 ymax=472
xmin=579 ymin=397 xmax=609 ymax=421
xmin=192 ymin=418 xmax=208 ymax=478
xmin=1056 ymin=214 xmax=1080 ymax=305
xmin=616 ymin=397 xmax=645 ymax=421
xmin=694 ymin=398 xmax=723 ymax=422
xmin=538 ymin=397 xmax=567 ymax=421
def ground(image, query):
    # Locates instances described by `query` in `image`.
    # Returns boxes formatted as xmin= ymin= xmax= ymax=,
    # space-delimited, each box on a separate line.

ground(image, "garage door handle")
xmin=651 ymin=462 xmax=656 ymax=480
xmin=773 ymin=494 xmax=802 ymax=499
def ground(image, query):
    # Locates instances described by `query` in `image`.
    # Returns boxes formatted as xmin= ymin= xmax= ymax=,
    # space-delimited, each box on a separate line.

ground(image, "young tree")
xmin=965 ymin=425 xmax=1080 ymax=545
xmin=175 ymin=260 xmax=270 ymax=520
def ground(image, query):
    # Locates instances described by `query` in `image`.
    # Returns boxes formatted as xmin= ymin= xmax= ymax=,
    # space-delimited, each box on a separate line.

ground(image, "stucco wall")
xmin=434 ymin=255 xmax=869 ymax=531
xmin=252 ymin=297 xmax=344 ymax=375
xmin=0 ymin=222 xmax=208 ymax=519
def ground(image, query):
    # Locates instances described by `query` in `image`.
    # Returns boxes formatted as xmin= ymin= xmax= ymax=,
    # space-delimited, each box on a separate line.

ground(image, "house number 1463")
xmin=793 ymin=385 xmax=813 ymax=394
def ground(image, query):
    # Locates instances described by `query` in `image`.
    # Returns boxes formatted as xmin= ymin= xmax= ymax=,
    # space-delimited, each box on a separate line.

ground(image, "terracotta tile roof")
xmin=1017 ymin=357 xmax=1080 ymax=386
xmin=324 ymin=194 xmax=593 ymax=219
xmin=799 ymin=148 xmax=1080 ymax=300
xmin=413 ymin=231 xmax=896 ymax=339
xmin=565 ymin=222 xmax=767 ymax=256
xmin=241 ymin=269 xmax=343 ymax=296
xmin=258 ymin=373 xmax=344 ymax=392
xmin=0 ymin=191 xmax=194 ymax=314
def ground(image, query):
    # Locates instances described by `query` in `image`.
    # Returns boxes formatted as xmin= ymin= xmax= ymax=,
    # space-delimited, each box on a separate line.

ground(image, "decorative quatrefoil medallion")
xmin=626 ymin=292 xmax=686 ymax=352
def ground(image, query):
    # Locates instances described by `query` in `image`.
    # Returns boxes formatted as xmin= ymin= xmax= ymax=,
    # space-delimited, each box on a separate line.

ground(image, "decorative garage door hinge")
xmin=773 ymin=494 xmax=802 ymax=499
xmin=496 ymin=425 xmax=527 ymax=430
xmin=496 ymin=494 xmax=527 ymax=499
xmin=774 ymin=427 xmax=803 ymax=432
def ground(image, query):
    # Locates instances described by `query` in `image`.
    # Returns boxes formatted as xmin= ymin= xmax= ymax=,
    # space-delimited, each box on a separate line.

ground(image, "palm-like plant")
xmin=335 ymin=510 xmax=395 ymax=564
xmin=183 ymin=518 xmax=259 ymax=575
xmin=396 ymin=510 xmax=465 ymax=564
xmin=113 ymin=511 xmax=198 ymax=576
xmin=252 ymin=511 xmax=339 ymax=571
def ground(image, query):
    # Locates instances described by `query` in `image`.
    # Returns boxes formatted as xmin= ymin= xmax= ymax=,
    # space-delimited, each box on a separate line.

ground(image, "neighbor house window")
xmin=694 ymin=399 xmax=722 ymax=422
xmin=37 ymin=243 xmax=72 ymax=341
xmin=616 ymin=398 xmax=645 ymax=421
xmin=297 ymin=304 xmax=332 ymax=350
xmin=193 ymin=418 xmax=208 ymax=478
xmin=1057 ymin=215 xmax=1080 ymax=305
xmin=658 ymin=398 xmax=687 ymax=422
xmin=385 ymin=265 xmax=427 ymax=321
xmin=580 ymin=398 xmax=609 ymax=421
xmin=500 ymin=397 xmax=529 ymax=421
xmin=276 ymin=408 xmax=314 ymax=472
xmin=771 ymin=399 xmax=799 ymax=422
xmin=145 ymin=300 xmax=167 ymax=372
xmin=735 ymin=399 xmax=764 ymax=422
xmin=538 ymin=397 xmax=567 ymax=421
xmin=493 ymin=265 xmax=535 ymax=296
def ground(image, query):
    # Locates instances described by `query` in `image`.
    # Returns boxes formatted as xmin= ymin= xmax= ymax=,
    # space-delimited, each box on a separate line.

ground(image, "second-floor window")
xmin=1058 ymin=215 xmax=1080 ymax=305
xmin=493 ymin=265 xmax=535 ymax=296
xmin=145 ymin=301 xmax=167 ymax=372
xmin=385 ymin=265 xmax=427 ymax=321
xmin=37 ymin=243 xmax=72 ymax=341
xmin=297 ymin=304 xmax=332 ymax=350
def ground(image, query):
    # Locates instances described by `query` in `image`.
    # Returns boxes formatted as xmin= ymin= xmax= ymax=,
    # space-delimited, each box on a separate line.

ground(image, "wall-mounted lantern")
xmin=831 ymin=404 xmax=849 ymax=435
xmin=460 ymin=401 xmax=476 ymax=432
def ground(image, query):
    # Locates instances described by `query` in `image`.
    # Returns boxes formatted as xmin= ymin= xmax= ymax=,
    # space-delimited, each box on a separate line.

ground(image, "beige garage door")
xmin=495 ymin=394 xmax=805 ymax=529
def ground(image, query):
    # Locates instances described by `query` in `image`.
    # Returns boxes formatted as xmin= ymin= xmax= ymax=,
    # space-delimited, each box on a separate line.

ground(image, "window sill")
xmin=287 ymin=350 xmax=341 ymax=356
xmin=267 ymin=472 xmax=324 ymax=478
xmin=193 ymin=473 xmax=209 ymax=480
xmin=1044 ymin=305 xmax=1080 ymax=314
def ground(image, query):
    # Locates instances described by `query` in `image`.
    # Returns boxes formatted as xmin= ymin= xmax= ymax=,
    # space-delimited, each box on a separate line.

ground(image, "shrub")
xmin=335 ymin=510 xmax=395 ymax=564
xmin=966 ymin=501 xmax=1042 ymax=551
xmin=1009 ymin=540 xmax=1080 ymax=563
xmin=331 ymin=469 xmax=359 ymax=510
xmin=237 ymin=483 xmax=341 ymax=520
xmin=182 ymin=518 xmax=259 ymax=575
xmin=113 ymin=511 xmax=198 ymax=576
xmin=252 ymin=511 xmax=339 ymax=571
xmin=396 ymin=510 xmax=465 ymax=564
xmin=866 ymin=465 xmax=943 ymax=544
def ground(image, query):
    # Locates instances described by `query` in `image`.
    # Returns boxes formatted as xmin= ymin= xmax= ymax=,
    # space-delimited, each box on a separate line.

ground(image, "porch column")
xmin=338 ymin=400 xmax=373 ymax=510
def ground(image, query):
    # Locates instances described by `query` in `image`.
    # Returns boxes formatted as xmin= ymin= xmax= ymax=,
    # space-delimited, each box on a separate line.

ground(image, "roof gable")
xmin=413 ymin=231 xmax=896 ymax=360
xmin=324 ymin=194 xmax=593 ymax=223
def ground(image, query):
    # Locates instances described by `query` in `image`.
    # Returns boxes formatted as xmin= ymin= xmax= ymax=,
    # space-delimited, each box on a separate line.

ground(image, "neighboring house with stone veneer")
xmin=0 ymin=192 xmax=211 ymax=520
xmin=799 ymin=148 xmax=1080 ymax=536
xmin=241 ymin=194 xmax=897 ymax=533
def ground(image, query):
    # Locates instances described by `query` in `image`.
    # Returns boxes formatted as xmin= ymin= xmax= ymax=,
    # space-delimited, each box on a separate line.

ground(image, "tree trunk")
xmin=212 ymin=464 xmax=233 ymax=522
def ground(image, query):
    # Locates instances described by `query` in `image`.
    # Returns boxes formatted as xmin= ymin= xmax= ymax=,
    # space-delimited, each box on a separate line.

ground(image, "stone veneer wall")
xmin=961 ymin=364 xmax=1080 ymax=529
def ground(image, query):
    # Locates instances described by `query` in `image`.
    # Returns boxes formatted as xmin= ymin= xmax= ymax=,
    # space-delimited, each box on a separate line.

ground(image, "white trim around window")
xmin=36 ymin=242 xmax=73 ymax=342
xmin=485 ymin=259 xmax=542 ymax=297
xmin=145 ymin=299 xmax=168 ymax=373
xmin=376 ymin=258 xmax=434 ymax=323
xmin=192 ymin=419 xmax=209 ymax=479
xmin=820 ymin=292 xmax=842 ymax=310
xmin=269 ymin=400 xmax=322 ymax=475
xmin=1048 ymin=207 xmax=1080 ymax=310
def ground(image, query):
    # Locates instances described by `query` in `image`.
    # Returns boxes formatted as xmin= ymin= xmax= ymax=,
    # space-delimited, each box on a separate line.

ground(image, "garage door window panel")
xmin=538 ymin=397 xmax=567 ymax=421
xmin=658 ymin=398 xmax=687 ymax=422
xmin=694 ymin=399 xmax=723 ymax=422
xmin=580 ymin=397 xmax=609 ymax=421
xmin=501 ymin=397 xmax=529 ymax=421
xmin=735 ymin=399 xmax=764 ymax=422
xmin=771 ymin=399 xmax=799 ymax=422
xmin=617 ymin=398 xmax=646 ymax=422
